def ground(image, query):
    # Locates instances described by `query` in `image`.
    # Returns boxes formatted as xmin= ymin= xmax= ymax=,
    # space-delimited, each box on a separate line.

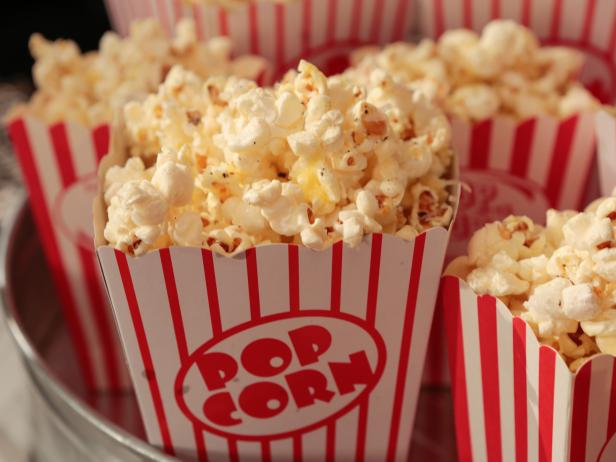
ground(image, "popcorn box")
xmin=596 ymin=109 xmax=616 ymax=196
xmin=6 ymin=117 xmax=130 ymax=391
xmin=441 ymin=275 xmax=616 ymax=462
xmin=104 ymin=0 xmax=415 ymax=79
xmin=93 ymin=123 xmax=460 ymax=460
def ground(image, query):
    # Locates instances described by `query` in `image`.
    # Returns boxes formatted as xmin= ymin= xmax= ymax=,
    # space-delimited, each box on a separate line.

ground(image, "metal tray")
xmin=0 ymin=197 xmax=457 ymax=461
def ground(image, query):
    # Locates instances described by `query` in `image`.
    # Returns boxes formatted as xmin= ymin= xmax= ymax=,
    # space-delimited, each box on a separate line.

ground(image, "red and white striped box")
xmin=104 ymin=0 xmax=415 ymax=80
xmin=6 ymin=117 xmax=130 ymax=391
xmin=93 ymin=129 xmax=459 ymax=460
xmin=596 ymin=109 xmax=616 ymax=196
xmin=441 ymin=275 xmax=616 ymax=462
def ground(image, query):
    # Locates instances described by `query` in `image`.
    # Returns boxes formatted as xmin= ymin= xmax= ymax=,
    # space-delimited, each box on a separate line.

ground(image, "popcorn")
xmin=450 ymin=191 xmax=616 ymax=370
xmin=9 ymin=19 xmax=268 ymax=126
xmin=103 ymin=61 xmax=455 ymax=256
xmin=350 ymin=19 xmax=598 ymax=121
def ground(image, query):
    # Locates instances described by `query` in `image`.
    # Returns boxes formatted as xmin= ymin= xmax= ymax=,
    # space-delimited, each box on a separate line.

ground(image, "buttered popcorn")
xmin=447 ymin=192 xmax=616 ymax=371
xmin=350 ymin=20 xmax=598 ymax=121
xmin=103 ymin=61 xmax=455 ymax=256
xmin=8 ymin=18 xmax=267 ymax=126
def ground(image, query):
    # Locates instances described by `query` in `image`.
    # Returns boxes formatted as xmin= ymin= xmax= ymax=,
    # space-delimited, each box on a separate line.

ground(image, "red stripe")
xmin=392 ymin=0 xmax=411 ymax=41
xmin=228 ymin=439 xmax=239 ymax=462
xmin=469 ymin=119 xmax=492 ymax=170
xmin=261 ymin=441 xmax=271 ymax=462
xmin=49 ymin=124 xmax=77 ymax=184
xmin=509 ymin=119 xmax=536 ymax=178
xmin=92 ymin=125 xmax=110 ymax=162
xmin=275 ymin=4 xmax=286 ymax=69
xmin=545 ymin=116 xmax=579 ymax=207
xmin=78 ymin=246 xmax=121 ymax=389
xmin=491 ymin=0 xmax=500 ymax=19
xmin=326 ymin=0 xmax=337 ymax=45
xmin=570 ymin=363 xmax=591 ymax=462
xmin=513 ymin=317 xmax=528 ymax=462
xmin=580 ymin=0 xmax=596 ymax=45
xmin=386 ymin=233 xmax=426 ymax=461
xmin=302 ymin=0 xmax=312 ymax=53
xmin=202 ymin=249 xmax=222 ymax=336
xmin=218 ymin=9 xmax=229 ymax=36
xmin=521 ymin=0 xmax=531 ymax=26
xmin=442 ymin=277 xmax=472 ymax=461
xmin=369 ymin=0 xmax=385 ymax=43
xmin=349 ymin=0 xmax=363 ymax=42
xmin=365 ymin=234 xmax=382 ymax=326
xmin=478 ymin=295 xmax=502 ymax=462
xmin=293 ymin=435 xmax=303 ymax=461
xmin=463 ymin=0 xmax=472 ymax=28
xmin=160 ymin=249 xmax=189 ymax=361
xmin=330 ymin=242 xmax=342 ymax=312
xmin=288 ymin=245 xmax=299 ymax=312
xmin=549 ymin=0 xmax=563 ymax=41
xmin=434 ymin=0 xmax=445 ymax=37
xmin=172 ymin=0 xmax=181 ymax=22
xmin=8 ymin=119 xmax=95 ymax=389
xmin=355 ymin=401 xmax=369 ymax=462
xmin=160 ymin=249 xmax=208 ymax=461
xmin=326 ymin=422 xmax=336 ymax=462
xmin=246 ymin=248 xmax=261 ymax=321
xmin=538 ymin=348 xmax=556 ymax=462
xmin=607 ymin=359 xmax=616 ymax=438
xmin=115 ymin=251 xmax=175 ymax=454
xmin=193 ymin=5 xmax=204 ymax=39
xmin=248 ymin=3 xmax=260 ymax=54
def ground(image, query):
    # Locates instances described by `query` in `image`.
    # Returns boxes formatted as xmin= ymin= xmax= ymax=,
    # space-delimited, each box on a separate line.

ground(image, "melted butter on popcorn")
xmin=449 ymin=191 xmax=616 ymax=371
xmin=350 ymin=19 xmax=598 ymax=121
xmin=104 ymin=61 xmax=455 ymax=256
xmin=8 ymin=18 xmax=267 ymax=126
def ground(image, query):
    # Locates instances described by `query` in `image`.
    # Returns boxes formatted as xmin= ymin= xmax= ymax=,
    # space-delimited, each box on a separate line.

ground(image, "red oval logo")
xmin=175 ymin=310 xmax=386 ymax=440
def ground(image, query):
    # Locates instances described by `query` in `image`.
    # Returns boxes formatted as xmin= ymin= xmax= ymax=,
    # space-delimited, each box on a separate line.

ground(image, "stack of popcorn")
xmin=442 ymin=192 xmax=616 ymax=461
xmin=5 ymin=18 xmax=267 ymax=391
xmin=94 ymin=59 xmax=458 ymax=460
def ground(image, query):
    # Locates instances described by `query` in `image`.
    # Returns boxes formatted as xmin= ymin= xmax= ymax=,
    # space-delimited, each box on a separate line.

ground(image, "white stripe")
xmin=269 ymin=438 xmax=294 ymax=461
xmin=228 ymin=5 xmax=251 ymax=57
xmin=590 ymin=0 xmax=616 ymax=51
xmin=257 ymin=2 xmax=277 ymax=65
xmin=526 ymin=327 xmax=540 ymax=462
xmin=527 ymin=117 xmax=558 ymax=188
xmin=211 ymin=252 xmax=252 ymax=330
xmin=418 ymin=0 xmax=436 ymax=37
xmin=529 ymin=0 xmax=555 ymax=40
xmin=340 ymin=239 xmax=371 ymax=319
xmin=496 ymin=297 xmax=516 ymax=462
xmin=283 ymin=0 xmax=303 ymax=63
xmin=302 ymin=427 xmax=327 ymax=461
xmin=488 ymin=116 xmax=516 ymax=171
xmin=443 ymin=0 xmax=464 ymax=32
xmin=203 ymin=433 xmax=230 ymax=462
xmin=556 ymin=113 xmax=596 ymax=209
xmin=298 ymin=245 xmax=332 ymax=309
xmin=395 ymin=229 xmax=449 ymax=461
xmin=310 ymin=0 xmax=328 ymax=49
xmin=335 ymin=407 xmax=360 ymax=460
xmin=98 ymin=248 xmax=158 ymax=439
xmin=380 ymin=0 xmax=399 ymax=44
xmin=204 ymin=5 xmax=221 ymax=40
xmin=358 ymin=0 xmax=376 ymax=43
xmin=471 ymin=0 xmax=491 ymax=30
xmin=596 ymin=111 xmax=616 ymax=196
xmin=335 ymin=0 xmax=353 ymax=42
xmin=559 ymin=0 xmax=585 ymax=41
xmin=551 ymin=357 xmax=573 ymax=462
xmin=256 ymin=245 xmax=290 ymax=316
xmin=460 ymin=287 xmax=487 ymax=461
xmin=451 ymin=117 xmax=472 ymax=168
xmin=126 ymin=252 xmax=198 ymax=457
xmin=365 ymin=233 xmax=414 ymax=458
xmin=169 ymin=248 xmax=213 ymax=353
xmin=585 ymin=356 xmax=614 ymax=461
xmin=501 ymin=0 xmax=524 ymax=23
xmin=26 ymin=118 xmax=107 ymax=389
xmin=237 ymin=441 xmax=262 ymax=461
